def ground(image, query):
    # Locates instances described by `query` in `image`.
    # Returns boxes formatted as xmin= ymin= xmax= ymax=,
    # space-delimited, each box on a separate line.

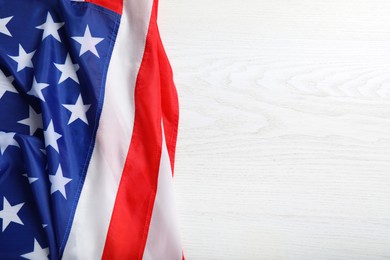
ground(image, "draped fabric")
xmin=0 ymin=0 xmax=182 ymax=258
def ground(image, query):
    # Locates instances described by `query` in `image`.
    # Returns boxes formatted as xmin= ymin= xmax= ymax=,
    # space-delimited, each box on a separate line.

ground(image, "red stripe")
xmin=85 ymin=0 xmax=123 ymax=14
xmin=157 ymin=26 xmax=179 ymax=175
xmin=102 ymin=1 xmax=163 ymax=259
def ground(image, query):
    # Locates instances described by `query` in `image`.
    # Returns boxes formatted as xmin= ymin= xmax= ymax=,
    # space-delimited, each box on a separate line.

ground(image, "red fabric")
xmin=158 ymin=27 xmax=179 ymax=175
xmin=102 ymin=0 xmax=180 ymax=258
xmin=85 ymin=0 xmax=123 ymax=14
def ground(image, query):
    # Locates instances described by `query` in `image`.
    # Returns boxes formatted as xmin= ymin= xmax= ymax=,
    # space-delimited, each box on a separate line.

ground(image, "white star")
xmin=54 ymin=54 xmax=79 ymax=84
xmin=36 ymin=12 xmax=64 ymax=42
xmin=23 ymin=174 xmax=39 ymax=184
xmin=8 ymin=44 xmax=35 ymax=72
xmin=27 ymin=77 xmax=50 ymax=102
xmin=43 ymin=121 xmax=62 ymax=153
xmin=49 ymin=165 xmax=71 ymax=199
xmin=0 ymin=16 xmax=12 ymax=36
xmin=21 ymin=239 xmax=49 ymax=260
xmin=63 ymin=94 xmax=91 ymax=125
xmin=0 ymin=197 xmax=24 ymax=232
xmin=0 ymin=132 xmax=19 ymax=155
xmin=18 ymin=106 xmax=43 ymax=135
xmin=0 ymin=70 xmax=17 ymax=99
xmin=72 ymin=25 xmax=104 ymax=58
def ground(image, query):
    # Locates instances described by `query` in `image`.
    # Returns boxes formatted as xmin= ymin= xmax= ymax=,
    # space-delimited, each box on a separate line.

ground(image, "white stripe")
xmin=143 ymin=126 xmax=182 ymax=260
xmin=62 ymin=1 xmax=154 ymax=259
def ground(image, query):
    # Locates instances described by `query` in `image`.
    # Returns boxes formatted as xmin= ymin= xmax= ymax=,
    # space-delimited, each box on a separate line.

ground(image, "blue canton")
xmin=0 ymin=0 xmax=120 ymax=258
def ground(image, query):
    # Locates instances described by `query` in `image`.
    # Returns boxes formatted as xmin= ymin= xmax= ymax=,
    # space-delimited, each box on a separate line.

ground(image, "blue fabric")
xmin=0 ymin=0 xmax=120 ymax=258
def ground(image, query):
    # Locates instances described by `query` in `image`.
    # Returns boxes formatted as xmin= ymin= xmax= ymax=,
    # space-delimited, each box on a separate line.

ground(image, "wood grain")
xmin=158 ymin=1 xmax=390 ymax=259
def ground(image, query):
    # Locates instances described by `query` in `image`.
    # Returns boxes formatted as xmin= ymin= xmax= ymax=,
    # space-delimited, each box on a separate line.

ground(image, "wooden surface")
xmin=158 ymin=1 xmax=390 ymax=259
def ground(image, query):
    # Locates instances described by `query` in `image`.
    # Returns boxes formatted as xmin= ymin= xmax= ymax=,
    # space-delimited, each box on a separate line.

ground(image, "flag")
xmin=0 ymin=0 xmax=182 ymax=259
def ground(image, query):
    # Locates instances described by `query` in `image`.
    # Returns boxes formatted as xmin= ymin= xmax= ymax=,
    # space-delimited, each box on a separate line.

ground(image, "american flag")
xmin=0 ymin=0 xmax=182 ymax=259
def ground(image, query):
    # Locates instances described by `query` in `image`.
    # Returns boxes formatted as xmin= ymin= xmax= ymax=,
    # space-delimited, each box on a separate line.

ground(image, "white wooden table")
xmin=158 ymin=1 xmax=390 ymax=259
